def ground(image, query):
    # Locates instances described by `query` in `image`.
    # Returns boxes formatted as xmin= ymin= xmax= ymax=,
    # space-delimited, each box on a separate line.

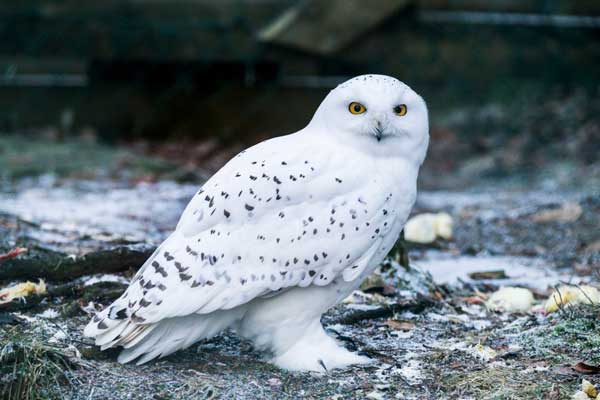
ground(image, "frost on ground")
xmin=0 ymin=174 xmax=598 ymax=399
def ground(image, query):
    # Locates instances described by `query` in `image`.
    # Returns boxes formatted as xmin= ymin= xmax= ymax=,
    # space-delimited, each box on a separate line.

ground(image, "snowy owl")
xmin=84 ymin=74 xmax=429 ymax=371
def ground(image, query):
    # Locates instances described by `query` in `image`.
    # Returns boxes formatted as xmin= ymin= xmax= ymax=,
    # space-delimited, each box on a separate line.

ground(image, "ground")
xmin=0 ymin=88 xmax=598 ymax=399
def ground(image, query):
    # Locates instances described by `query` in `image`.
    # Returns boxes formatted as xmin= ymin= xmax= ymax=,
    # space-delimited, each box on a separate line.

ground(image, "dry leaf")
xmin=530 ymin=201 xmax=582 ymax=223
xmin=0 ymin=247 xmax=28 ymax=262
xmin=545 ymin=285 xmax=600 ymax=313
xmin=574 ymin=362 xmax=600 ymax=374
xmin=468 ymin=270 xmax=508 ymax=280
xmin=0 ymin=280 xmax=46 ymax=304
xmin=463 ymin=296 xmax=486 ymax=305
xmin=384 ymin=319 xmax=415 ymax=331
xmin=582 ymin=379 xmax=598 ymax=398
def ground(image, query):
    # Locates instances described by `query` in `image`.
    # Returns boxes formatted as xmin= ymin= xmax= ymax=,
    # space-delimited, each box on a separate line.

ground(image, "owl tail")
xmin=113 ymin=308 xmax=246 ymax=365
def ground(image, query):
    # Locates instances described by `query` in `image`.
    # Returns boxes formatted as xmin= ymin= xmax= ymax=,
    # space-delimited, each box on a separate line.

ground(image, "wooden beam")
xmin=259 ymin=0 xmax=411 ymax=55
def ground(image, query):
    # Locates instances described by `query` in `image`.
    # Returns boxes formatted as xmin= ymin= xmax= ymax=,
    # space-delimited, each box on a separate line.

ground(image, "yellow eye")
xmin=394 ymin=104 xmax=407 ymax=116
xmin=349 ymin=102 xmax=366 ymax=115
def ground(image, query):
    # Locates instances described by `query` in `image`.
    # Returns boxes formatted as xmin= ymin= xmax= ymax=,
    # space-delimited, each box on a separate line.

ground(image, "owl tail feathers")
xmin=115 ymin=308 xmax=246 ymax=365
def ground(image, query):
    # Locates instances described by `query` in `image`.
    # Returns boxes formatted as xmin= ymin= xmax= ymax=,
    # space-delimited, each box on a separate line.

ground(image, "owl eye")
xmin=394 ymin=104 xmax=407 ymax=116
xmin=348 ymin=102 xmax=366 ymax=115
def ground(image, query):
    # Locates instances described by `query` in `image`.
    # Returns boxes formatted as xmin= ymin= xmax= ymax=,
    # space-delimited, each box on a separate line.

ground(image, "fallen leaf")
xmin=545 ymin=285 xmax=600 ymax=313
xmin=530 ymin=201 xmax=582 ymax=223
xmin=468 ymin=270 xmax=508 ymax=280
xmin=0 ymin=280 xmax=46 ymax=304
xmin=384 ymin=319 xmax=415 ymax=331
xmin=463 ymin=296 xmax=486 ymax=305
xmin=582 ymin=379 xmax=598 ymax=397
xmin=574 ymin=362 xmax=600 ymax=374
xmin=0 ymin=247 xmax=28 ymax=262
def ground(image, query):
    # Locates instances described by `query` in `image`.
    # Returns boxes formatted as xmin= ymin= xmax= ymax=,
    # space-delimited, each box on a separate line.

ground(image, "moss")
xmin=519 ymin=304 xmax=600 ymax=365
xmin=0 ymin=325 xmax=75 ymax=400
xmin=431 ymin=363 xmax=575 ymax=400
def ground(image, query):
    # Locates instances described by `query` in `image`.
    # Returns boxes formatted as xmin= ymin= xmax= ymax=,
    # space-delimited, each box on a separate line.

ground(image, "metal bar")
xmin=0 ymin=73 xmax=88 ymax=87
xmin=419 ymin=11 xmax=600 ymax=28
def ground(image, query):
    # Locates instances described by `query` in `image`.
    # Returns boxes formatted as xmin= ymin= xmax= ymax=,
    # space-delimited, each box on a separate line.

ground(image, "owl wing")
xmin=87 ymin=134 xmax=398 ymax=332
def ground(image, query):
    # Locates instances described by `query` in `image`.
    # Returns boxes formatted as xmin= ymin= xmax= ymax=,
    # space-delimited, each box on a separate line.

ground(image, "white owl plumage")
xmin=84 ymin=74 xmax=429 ymax=371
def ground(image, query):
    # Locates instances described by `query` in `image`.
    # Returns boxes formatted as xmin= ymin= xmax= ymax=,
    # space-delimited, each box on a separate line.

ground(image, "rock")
xmin=545 ymin=285 xmax=600 ymax=313
xmin=485 ymin=287 xmax=534 ymax=313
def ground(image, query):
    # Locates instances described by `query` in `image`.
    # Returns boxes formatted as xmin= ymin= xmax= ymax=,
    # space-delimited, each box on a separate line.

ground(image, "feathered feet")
xmin=270 ymin=321 xmax=372 ymax=372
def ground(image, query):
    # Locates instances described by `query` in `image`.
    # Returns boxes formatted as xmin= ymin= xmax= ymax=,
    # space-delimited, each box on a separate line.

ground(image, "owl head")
xmin=308 ymin=74 xmax=429 ymax=165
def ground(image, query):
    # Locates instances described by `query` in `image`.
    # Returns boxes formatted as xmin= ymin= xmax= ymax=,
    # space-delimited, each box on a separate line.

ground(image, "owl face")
xmin=310 ymin=75 xmax=429 ymax=164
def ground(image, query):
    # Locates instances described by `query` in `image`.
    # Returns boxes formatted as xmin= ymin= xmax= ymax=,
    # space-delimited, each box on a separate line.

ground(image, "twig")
xmin=332 ymin=296 xmax=436 ymax=325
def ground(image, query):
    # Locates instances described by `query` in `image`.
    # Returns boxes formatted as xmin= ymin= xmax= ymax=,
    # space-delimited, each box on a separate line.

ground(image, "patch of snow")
xmin=389 ymin=330 xmax=414 ymax=339
xmin=415 ymin=252 xmax=583 ymax=290
xmin=345 ymin=303 xmax=380 ymax=311
xmin=0 ymin=179 xmax=196 ymax=244
xmin=470 ymin=320 xmax=492 ymax=331
xmin=417 ymin=190 xmax=584 ymax=220
xmin=366 ymin=391 xmax=385 ymax=400
xmin=37 ymin=309 xmax=59 ymax=319
xmin=48 ymin=330 xmax=67 ymax=343
xmin=397 ymin=359 xmax=423 ymax=384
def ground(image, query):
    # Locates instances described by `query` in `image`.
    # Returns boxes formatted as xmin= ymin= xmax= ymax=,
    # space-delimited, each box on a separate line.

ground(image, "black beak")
xmin=374 ymin=127 xmax=383 ymax=142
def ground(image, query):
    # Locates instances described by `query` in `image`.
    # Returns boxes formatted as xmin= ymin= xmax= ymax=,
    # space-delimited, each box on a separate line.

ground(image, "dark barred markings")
xmin=143 ymin=280 xmax=156 ymax=290
xmin=139 ymin=298 xmax=152 ymax=307
xmin=179 ymin=273 xmax=192 ymax=281
xmin=152 ymin=261 xmax=168 ymax=277
xmin=245 ymin=204 xmax=254 ymax=211
xmin=175 ymin=262 xmax=188 ymax=273
xmin=186 ymin=245 xmax=198 ymax=257
xmin=113 ymin=307 xmax=128 ymax=319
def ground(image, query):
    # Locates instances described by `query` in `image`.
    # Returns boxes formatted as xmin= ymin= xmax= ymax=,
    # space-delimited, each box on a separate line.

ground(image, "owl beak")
xmin=373 ymin=118 xmax=386 ymax=141
xmin=374 ymin=127 xmax=383 ymax=141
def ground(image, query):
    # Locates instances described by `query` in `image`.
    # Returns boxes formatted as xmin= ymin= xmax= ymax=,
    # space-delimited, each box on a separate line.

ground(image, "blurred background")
xmin=0 ymin=0 xmax=598 ymax=190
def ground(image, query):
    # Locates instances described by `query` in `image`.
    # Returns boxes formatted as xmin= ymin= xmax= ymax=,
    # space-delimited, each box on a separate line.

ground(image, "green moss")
xmin=520 ymin=304 xmax=600 ymax=364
